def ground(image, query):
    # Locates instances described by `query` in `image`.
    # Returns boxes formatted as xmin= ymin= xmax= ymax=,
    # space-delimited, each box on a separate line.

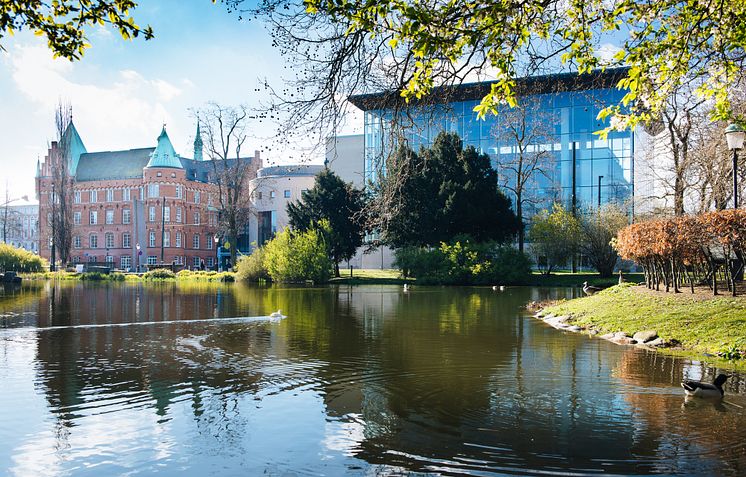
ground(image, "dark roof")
xmin=76 ymin=148 xmax=154 ymax=182
xmin=257 ymin=165 xmax=324 ymax=178
xmin=182 ymin=156 xmax=256 ymax=183
xmin=348 ymin=67 xmax=630 ymax=111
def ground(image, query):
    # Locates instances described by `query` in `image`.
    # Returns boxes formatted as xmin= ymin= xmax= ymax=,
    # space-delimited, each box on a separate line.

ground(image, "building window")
xmin=208 ymin=194 xmax=213 ymax=206
xmin=270 ymin=191 xmax=276 ymax=199
xmin=90 ymin=234 xmax=98 ymax=248
xmin=123 ymin=209 xmax=130 ymax=224
xmin=149 ymin=206 xmax=156 ymax=222
xmin=194 ymin=212 xmax=200 ymax=225
xmin=73 ymin=211 xmax=81 ymax=225
xmin=88 ymin=255 xmax=97 ymax=263
xmin=149 ymin=231 xmax=156 ymax=248
xmin=257 ymin=191 xmax=262 ymax=200
xmin=164 ymin=231 xmax=170 ymax=248
xmin=148 ymin=184 xmax=159 ymax=198
xmin=284 ymin=190 xmax=291 ymax=198
xmin=176 ymin=185 xmax=182 ymax=199
xmin=73 ymin=256 xmax=80 ymax=263
xmin=74 ymin=236 xmax=81 ymax=249
xmin=123 ymin=188 xmax=131 ymax=201
xmin=105 ymin=210 xmax=114 ymax=225
xmin=147 ymin=256 xmax=157 ymax=265
xmin=105 ymin=255 xmax=114 ymax=264
xmin=207 ymin=257 xmax=214 ymax=268
xmin=194 ymin=191 xmax=201 ymax=204
xmin=176 ymin=207 xmax=182 ymax=223
xmin=123 ymin=233 xmax=131 ymax=248
xmin=193 ymin=256 xmax=201 ymax=268
xmin=140 ymin=187 xmax=144 ymax=200
xmin=176 ymin=232 xmax=182 ymax=248
xmin=90 ymin=190 xmax=97 ymax=203
xmin=156 ymin=172 xmax=162 ymax=177
xmin=207 ymin=234 xmax=213 ymax=250
xmin=121 ymin=256 xmax=131 ymax=270
xmin=106 ymin=189 xmax=114 ymax=202
xmin=105 ymin=233 xmax=114 ymax=249
xmin=74 ymin=191 xmax=81 ymax=204
xmin=89 ymin=210 xmax=97 ymax=225
xmin=192 ymin=234 xmax=199 ymax=249
xmin=164 ymin=206 xmax=170 ymax=223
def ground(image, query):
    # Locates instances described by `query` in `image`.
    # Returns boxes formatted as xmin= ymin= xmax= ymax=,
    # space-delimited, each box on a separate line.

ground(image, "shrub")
xmin=0 ymin=243 xmax=48 ymax=273
xmin=109 ymin=272 xmax=126 ymax=281
xmin=263 ymin=223 xmax=333 ymax=283
xmin=142 ymin=268 xmax=176 ymax=280
xmin=395 ymin=241 xmax=531 ymax=285
xmin=236 ymin=247 xmax=271 ymax=282
xmin=79 ymin=271 xmax=107 ymax=281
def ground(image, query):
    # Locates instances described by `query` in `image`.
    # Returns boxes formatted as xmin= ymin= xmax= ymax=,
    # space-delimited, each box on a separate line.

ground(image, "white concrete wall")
xmin=326 ymin=135 xmax=365 ymax=188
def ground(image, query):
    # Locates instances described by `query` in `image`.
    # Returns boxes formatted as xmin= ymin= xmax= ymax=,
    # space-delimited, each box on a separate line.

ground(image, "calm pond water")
xmin=1 ymin=282 xmax=745 ymax=476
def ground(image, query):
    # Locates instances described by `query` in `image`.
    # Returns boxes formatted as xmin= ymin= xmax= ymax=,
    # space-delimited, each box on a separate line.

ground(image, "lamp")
xmin=214 ymin=234 xmax=220 ymax=271
xmin=725 ymin=123 xmax=746 ymax=208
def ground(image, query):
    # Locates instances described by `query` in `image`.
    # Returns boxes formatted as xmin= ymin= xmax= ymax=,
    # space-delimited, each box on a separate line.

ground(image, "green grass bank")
xmin=543 ymin=283 xmax=746 ymax=364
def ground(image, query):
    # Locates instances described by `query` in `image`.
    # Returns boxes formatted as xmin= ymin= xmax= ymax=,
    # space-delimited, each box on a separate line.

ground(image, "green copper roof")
xmin=76 ymin=148 xmax=154 ymax=181
xmin=35 ymin=159 xmax=40 ymax=178
xmin=146 ymin=126 xmax=183 ymax=169
xmin=63 ymin=121 xmax=88 ymax=174
xmin=194 ymin=121 xmax=204 ymax=161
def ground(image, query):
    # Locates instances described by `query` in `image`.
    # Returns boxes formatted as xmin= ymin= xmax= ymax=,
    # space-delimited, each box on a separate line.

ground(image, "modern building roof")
xmin=348 ymin=67 xmax=630 ymax=111
xmin=146 ymin=126 xmax=183 ymax=169
xmin=256 ymin=164 xmax=324 ymax=178
xmin=76 ymin=148 xmax=154 ymax=181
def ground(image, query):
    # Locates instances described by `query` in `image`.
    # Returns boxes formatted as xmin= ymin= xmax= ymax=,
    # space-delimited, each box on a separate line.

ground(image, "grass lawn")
xmin=543 ymin=283 xmax=746 ymax=365
xmin=328 ymin=268 xmax=409 ymax=284
xmin=523 ymin=271 xmax=644 ymax=288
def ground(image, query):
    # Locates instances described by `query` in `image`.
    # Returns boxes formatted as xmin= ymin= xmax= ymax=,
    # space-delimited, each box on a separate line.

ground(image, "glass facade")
xmin=362 ymin=86 xmax=633 ymax=219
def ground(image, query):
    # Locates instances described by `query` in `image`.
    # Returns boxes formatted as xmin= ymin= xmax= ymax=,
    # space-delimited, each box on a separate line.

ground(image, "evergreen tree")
xmin=373 ymin=132 xmax=520 ymax=247
xmin=287 ymin=169 xmax=366 ymax=276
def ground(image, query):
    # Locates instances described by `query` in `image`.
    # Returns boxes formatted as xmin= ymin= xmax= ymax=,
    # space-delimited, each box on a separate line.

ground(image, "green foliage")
xmin=142 ymin=268 xmax=176 ymax=280
xmin=79 ymin=271 xmax=107 ymax=281
xmin=0 ymin=0 xmax=155 ymax=60
xmin=394 ymin=241 xmax=531 ymax=285
xmin=287 ymin=168 xmax=366 ymax=275
xmin=175 ymin=270 xmax=236 ymax=282
xmin=0 ymin=243 xmax=48 ymax=272
xmin=373 ymin=132 xmax=519 ymax=248
xmin=580 ymin=204 xmax=630 ymax=277
xmin=529 ymin=204 xmax=581 ymax=275
xmin=301 ymin=0 xmax=746 ymax=132
xmin=263 ymin=221 xmax=333 ymax=283
xmin=235 ymin=247 xmax=271 ymax=282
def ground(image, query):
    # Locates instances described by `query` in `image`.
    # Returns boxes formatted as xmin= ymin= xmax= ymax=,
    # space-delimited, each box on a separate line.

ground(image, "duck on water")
xmin=682 ymin=374 xmax=728 ymax=398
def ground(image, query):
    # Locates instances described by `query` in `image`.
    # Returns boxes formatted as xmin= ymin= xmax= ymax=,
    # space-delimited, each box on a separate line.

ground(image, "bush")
xmin=263 ymin=223 xmax=333 ymax=283
xmin=174 ymin=269 xmax=235 ymax=282
xmin=0 ymin=243 xmax=48 ymax=273
xmin=142 ymin=268 xmax=176 ymax=280
xmin=109 ymin=272 xmax=126 ymax=281
xmin=79 ymin=271 xmax=107 ymax=281
xmin=236 ymin=247 xmax=271 ymax=282
xmin=394 ymin=241 xmax=532 ymax=285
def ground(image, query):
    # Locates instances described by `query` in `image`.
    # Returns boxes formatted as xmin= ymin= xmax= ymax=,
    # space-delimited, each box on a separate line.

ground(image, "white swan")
xmin=403 ymin=284 xmax=410 ymax=292
xmin=269 ymin=310 xmax=283 ymax=319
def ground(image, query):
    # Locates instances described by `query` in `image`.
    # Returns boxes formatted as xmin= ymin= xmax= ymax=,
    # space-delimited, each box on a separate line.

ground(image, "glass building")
xmin=349 ymin=68 xmax=633 ymax=219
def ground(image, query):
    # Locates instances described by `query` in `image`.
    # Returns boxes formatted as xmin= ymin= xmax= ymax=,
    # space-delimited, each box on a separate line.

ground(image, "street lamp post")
xmin=214 ymin=234 xmax=220 ymax=271
xmin=136 ymin=243 xmax=141 ymax=273
xmin=725 ymin=123 xmax=746 ymax=208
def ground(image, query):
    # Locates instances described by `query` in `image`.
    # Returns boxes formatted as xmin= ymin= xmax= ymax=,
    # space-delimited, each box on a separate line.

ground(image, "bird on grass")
xmin=582 ymin=281 xmax=602 ymax=296
xmin=681 ymin=374 xmax=728 ymax=398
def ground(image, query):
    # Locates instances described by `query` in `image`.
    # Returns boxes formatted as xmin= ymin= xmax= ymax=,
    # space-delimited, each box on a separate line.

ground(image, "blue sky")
xmin=0 ymin=1 xmax=359 ymax=203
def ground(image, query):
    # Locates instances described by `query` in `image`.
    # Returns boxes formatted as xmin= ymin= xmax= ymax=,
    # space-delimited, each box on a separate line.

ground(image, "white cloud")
xmin=9 ymin=44 xmax=189 ymax=154
xmin=596 ymin=43 xmax=623 ymax=65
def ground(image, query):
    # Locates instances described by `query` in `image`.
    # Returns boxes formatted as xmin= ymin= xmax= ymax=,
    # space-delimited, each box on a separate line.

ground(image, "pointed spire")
xmin=62 ymin=120 xmax=87 ymax=175
xmin=146 ymin=125 xmax=183 ymax=169
xmin=194 ymin=121 xmax=204 ymax=161
xmin=35 ymin=157 xmax=41 ymax=178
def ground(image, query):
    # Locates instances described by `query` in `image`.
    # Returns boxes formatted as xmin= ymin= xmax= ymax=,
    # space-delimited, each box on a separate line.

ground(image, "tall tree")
xmin=528 ymin=204 xmax=581 ymax=275
xmin=493 ymin=97 xmax=558 ymax=251
xmin=287 ymin=168 xmax=366 ymax=277
xmin=49 ymin=103 xmax=75 ymax=266
xmin=371 ymin=132 xmax=519 ymax=248
xmin=233 ymin=0 xmax=746 ymax=141
xmin=0 ymin=0 xmax=154 ymax=60
xmin=195 ymin=103 xmax=257 ymax=267
xmin=580 ymin=204 xmax=629 ymax=277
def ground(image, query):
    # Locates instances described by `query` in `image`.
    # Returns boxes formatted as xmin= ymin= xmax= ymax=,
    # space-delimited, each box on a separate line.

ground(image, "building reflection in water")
xmin=0 ymin=282 xmax=743 ymax=475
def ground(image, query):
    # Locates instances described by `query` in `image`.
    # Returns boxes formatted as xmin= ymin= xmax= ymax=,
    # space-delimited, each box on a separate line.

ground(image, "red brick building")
xmin=36 ymin=122 xmax=260 ymax=271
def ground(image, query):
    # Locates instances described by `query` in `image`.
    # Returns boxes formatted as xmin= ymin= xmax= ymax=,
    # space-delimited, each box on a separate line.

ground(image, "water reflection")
xmin=0 ymin=282 xmax=744 ymax=476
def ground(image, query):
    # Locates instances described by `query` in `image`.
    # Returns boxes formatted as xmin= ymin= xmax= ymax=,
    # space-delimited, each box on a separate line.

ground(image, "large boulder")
xmin=633 ymin=330 xmax=658 ymax=343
